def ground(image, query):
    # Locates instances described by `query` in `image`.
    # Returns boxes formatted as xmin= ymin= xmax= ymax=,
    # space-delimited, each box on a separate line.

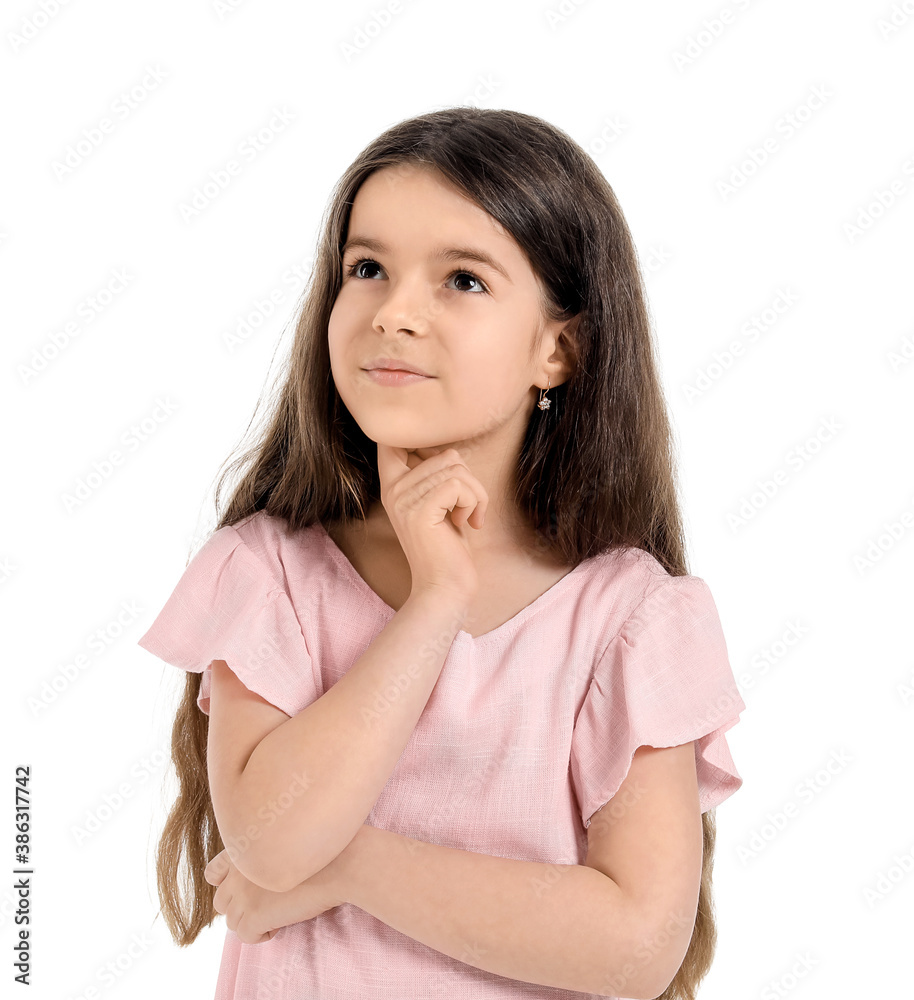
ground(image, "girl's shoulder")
xmin=228 ymin=508 xmax=322 ymax=545
xmin=578 ymin=543 xmax=706 ymax=621
xmin=218 ymin=509 xmax=326 ymax=584
xmin=582 ymin=542 xmax=676 ymax=589
xmin=228 ymin=507 xmax=290 ymax=544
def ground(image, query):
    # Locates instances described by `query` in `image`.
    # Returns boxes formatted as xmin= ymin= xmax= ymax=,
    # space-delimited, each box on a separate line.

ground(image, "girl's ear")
xmin=545 ymin=313 xmax=581 ymax=387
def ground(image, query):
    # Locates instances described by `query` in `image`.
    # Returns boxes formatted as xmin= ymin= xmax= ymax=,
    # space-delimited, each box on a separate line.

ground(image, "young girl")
xmin=138 ymin=107 xmax=745 ymax=1000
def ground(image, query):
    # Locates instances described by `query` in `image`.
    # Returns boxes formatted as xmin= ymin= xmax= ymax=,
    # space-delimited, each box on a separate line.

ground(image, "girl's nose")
xmin=372 ymin=277 xmax=440 ymax=336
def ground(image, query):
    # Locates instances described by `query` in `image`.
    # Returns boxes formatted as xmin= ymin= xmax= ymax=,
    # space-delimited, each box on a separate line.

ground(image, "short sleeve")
xmin=137 ymin=524 xmax=316 ymax=718
xmin=570 ymin=574 xmax=745 ymax=829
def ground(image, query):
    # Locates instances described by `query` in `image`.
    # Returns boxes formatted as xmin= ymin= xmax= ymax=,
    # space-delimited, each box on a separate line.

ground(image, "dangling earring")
xmin=537 ymin=376 xmax=551 ymax=411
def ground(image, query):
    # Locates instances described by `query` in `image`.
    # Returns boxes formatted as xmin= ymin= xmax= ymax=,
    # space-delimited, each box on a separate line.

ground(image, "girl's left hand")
xmin=204 ymin=847 xmax=349 ymax=945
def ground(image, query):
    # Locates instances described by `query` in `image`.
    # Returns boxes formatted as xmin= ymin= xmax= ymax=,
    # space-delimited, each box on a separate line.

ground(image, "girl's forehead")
xmin=348 ymin=170 xmax=517 ymax=255
xmin=359 ymin=163 xmax=504 ymax=221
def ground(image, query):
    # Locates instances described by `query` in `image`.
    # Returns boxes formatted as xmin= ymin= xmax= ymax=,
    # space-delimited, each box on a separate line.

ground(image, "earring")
xmin=537 ymin=376 xmax=551 ymax=411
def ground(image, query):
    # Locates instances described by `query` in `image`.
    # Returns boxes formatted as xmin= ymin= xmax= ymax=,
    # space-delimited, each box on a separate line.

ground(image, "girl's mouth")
xmin=364 ymin=369 xmax=432 ymax=386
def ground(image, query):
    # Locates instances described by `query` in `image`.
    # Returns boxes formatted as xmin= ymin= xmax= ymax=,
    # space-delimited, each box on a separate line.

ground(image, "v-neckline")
xmin=315 ymin=520 xmax=589 ymax=646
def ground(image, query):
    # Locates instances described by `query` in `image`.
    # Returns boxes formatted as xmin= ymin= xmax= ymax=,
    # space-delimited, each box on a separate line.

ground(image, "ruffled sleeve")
xmin=570 ymin=573 xmax=745 ymax=829
xmin=137 ymin=524 xmax=317 ymax=718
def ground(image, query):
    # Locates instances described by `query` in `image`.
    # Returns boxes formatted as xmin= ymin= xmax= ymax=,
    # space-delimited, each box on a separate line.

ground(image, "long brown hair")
xmin=155 ymin=106 xmax=721 ymax=999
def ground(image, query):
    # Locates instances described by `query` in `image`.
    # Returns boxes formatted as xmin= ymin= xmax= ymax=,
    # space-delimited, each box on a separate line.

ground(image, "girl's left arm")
xmin=342 ymin=741 xmax=701 ymax=999
xmin=341 ymin=823 xmax=649 ymax=998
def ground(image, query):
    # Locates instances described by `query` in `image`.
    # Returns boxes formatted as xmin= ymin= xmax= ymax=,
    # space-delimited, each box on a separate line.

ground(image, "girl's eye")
xmin=343 ymin=258 xmax=489 ymax=294
xmin=345 ymin=259 xmax=382 ymax=280
xmin=448 ymin=271 xmax=488 ymax=294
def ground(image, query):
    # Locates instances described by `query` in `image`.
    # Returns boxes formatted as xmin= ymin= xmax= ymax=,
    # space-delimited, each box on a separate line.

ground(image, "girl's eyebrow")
xmin=340 ymin=235 xmax=512 ymax=283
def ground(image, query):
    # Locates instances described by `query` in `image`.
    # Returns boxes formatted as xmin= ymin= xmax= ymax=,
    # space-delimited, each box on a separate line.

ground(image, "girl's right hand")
xmin=376 ymin=443 xmax=488 ymax=606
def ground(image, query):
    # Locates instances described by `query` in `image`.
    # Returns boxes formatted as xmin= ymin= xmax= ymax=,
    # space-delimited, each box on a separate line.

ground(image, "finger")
xmin=397 ymin=448 xmax=471 ymax=495
xmin=379 ymin=442 xmax=450 ymax=479
xmin=427 ymin=476 xmax=487 ymax=528
xmin=204 ymin=852 xmax=229 ymax=885
xmin=409 ymin=445 xmax=445 ymax=462
xmin=432 ymin=463 xmax=489 ymax=524
xmin=395 ymin=456 xmax=489 ymax=524
xmin=228 ymin=907 xmax=244 ymax=936
xmin=376 ymin=442 xmax=411 ymax=486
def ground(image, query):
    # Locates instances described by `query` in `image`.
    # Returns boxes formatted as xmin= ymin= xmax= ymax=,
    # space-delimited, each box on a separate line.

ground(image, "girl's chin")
xmin=371 ymin=440 xmax=452 ymax=459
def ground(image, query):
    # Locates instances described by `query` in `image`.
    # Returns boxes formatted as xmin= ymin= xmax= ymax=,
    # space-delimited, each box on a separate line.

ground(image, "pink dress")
xmin=137 ymin=510 xmax=745 ymax=1000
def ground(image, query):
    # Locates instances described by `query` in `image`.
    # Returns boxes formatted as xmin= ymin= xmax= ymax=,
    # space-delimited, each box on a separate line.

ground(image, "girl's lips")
xmin=365 ymin=369 xmax=432 ymax=386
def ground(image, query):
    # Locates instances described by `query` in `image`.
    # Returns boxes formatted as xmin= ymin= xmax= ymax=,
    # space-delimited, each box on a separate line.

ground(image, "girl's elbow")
xmin=244 ymin=834 xmax=323 ymax=893
xmin=214 ymin=815 xmax=294 ymax=892
xmin=221 ymin=836 xmax=285 ymax=892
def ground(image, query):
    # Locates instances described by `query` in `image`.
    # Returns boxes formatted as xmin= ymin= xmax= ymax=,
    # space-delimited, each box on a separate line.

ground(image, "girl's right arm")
xmin=209 ymin=445 xmax=488 ymax=894
xmin=212 ymin=587 xmax=469 ymax=894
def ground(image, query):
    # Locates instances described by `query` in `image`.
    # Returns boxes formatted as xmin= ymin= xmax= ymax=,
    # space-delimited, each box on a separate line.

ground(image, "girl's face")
xmin=328 ymin=163 xmax=572 ymax=457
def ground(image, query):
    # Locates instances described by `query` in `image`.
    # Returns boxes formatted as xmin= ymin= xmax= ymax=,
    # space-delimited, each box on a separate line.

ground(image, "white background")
xmin=3 ymin=0 xmax=913 ymax=997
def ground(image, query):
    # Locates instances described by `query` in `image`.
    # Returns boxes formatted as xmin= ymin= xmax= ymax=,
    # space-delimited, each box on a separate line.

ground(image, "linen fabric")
xmin=137 ymin=510 xmax=745 ymax=1000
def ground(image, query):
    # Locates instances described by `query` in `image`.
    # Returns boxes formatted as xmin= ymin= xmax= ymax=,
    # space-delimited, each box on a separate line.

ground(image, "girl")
xmin=139 ymin=107 xmax=745 ymax=1000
